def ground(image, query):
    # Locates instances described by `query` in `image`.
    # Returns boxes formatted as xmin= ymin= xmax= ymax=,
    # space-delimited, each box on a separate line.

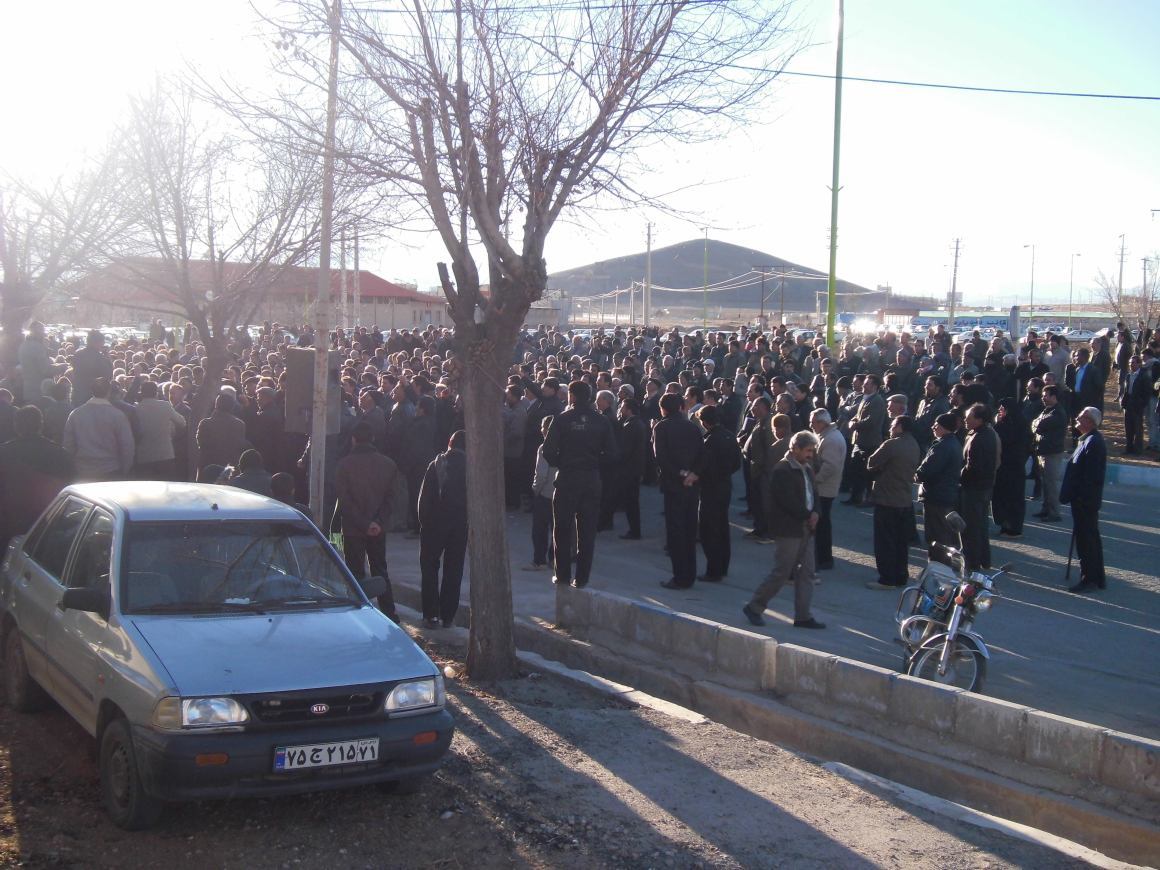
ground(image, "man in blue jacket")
xmin=1060 ymin=406 xmax=1107 ymax=594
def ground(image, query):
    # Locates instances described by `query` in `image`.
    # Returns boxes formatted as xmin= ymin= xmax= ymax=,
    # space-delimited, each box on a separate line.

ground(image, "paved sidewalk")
xmin=385 ymin=477 xmax=1160 ymax=740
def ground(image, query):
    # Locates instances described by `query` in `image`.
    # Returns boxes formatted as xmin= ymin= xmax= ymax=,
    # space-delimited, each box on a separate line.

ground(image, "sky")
xmin=2 ymin=0 xmax=1158 ymax=309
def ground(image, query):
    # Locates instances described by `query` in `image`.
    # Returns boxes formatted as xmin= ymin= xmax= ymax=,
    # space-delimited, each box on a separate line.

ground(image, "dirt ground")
xmin=0 ymin=632 xmax=1099 ymax=870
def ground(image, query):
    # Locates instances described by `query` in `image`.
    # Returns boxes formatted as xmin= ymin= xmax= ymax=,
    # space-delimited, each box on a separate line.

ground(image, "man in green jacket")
xmin=865 ymin=415 xmax=922 ymax=589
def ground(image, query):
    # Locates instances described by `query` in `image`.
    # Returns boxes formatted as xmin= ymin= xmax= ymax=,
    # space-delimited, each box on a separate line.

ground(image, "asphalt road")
xmin=385 ymin=474 xmax=1160 ymax=741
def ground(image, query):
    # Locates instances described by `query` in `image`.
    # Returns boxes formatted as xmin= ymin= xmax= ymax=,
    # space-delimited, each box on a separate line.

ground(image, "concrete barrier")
xmin=553 ymin=584 xmax=1160 ymax=810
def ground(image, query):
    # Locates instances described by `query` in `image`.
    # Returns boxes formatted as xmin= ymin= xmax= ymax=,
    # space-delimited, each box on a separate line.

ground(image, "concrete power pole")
xmin=949 ymin=238 xmax=961 ymax=330
xmin=644 ymin=223 xmax=653 ymax=328
xmin=1117 ymin=234 xmax=1127 ymax=314
xmin=310 ymin=0 xmax=341 ymax=525
xmin=353 ymin=227 xmax=360 ymax=327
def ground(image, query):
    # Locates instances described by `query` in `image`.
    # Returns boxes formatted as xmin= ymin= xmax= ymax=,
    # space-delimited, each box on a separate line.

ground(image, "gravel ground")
xmin=0 ymin=634 xmax=1098 ymax=869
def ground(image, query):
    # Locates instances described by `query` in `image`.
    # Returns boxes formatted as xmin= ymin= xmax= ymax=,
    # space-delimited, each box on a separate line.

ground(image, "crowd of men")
xmin=0 ymin=315 xmax=1154 ymax=635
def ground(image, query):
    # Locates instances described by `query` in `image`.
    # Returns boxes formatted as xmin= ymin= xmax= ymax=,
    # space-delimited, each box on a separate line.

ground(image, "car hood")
xmin=131 ymin=607 xmax=436 ymax=696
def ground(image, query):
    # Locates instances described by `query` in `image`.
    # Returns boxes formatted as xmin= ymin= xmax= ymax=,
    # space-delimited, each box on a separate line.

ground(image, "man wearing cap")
xmin=1059 ymin=406 xmax=1107 ymax=594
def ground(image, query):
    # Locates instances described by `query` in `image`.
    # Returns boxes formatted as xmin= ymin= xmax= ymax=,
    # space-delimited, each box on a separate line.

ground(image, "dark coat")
xmin=195 ymin=410 xmax=248 ymax=470
xmin=651 ymin=413 xmax=705 ymax=493
xmin=542 ymin=403 xmax=618 ymax=477
xmin=247 ymin=404 xmax=286 ymax=472
xmin=418 ymin=447 xmax=467 ymax=530
xmin=995 ymin=413 xmax=1030 ymax=473
xmin=866 ymin=433 xmax=921 ymax=508
xmin=916 ymin=434 xmax=961 ymax=505
xmin=335 ymin=443 xmax=399 ymax=536
xmin=0 ymin=436 xmax=75 ymax=543
xmin=766 ymin=457 xmax=816 ymax=539
xmin=1032 ymin=404 xmax=1067 ymax=455
xmin=617 ymin=415 xmax=649 ymax=479
xmin=1066 ymin=362 xmax=1105 ymax=412
xmin=1060 ymin=429 xmax=1106 ymax=511
xmin=401 ymin=413 xmax=438 ymax=479
xmin=961 ymin=424 xmax=1000 ymax=492
xmin=701 ymin=425 xmax=742 ymax=499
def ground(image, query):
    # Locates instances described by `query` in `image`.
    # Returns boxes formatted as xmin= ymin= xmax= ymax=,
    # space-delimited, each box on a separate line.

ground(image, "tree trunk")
xmin=0 ymin=281 xmax=36 ymax=372
xmin=461 ymin=337 xmax=519 ymax=681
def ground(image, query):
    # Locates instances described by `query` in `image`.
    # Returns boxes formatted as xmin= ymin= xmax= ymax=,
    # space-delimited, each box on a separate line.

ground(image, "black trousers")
xmin=814 ymin=495 xmax=834 ymax=567
xmin=991 ymin=468 xmax=1026 ymax=534
xmin=664 ymin=486 xmax=700 ymax=586
xmin=531 ymin=494 xmax=554 ymax=565
xmin=405 ymin=468 xmax=424 ymax=531
xmin=552 ymin=472 xmax=601 ymax=583
xmin=699 ymin=487 xmax=731 ymax=578
xmin=847 ymin=451 xmax=869 ymax=502
xmin=420 ymin=522 xmax=467 ymax=623
xmin=923 ymin=501 xmax=957 ymax=566
xmin=598 ymin=473 xmax=641 ymax=535
xmin=873 ymin=504 xmax=910 ymax=586
xmin=343 ymin=533 xmax=397 ymax=617
xmin=959 ymin=487 xmax=993 ymax=572
xmin=1072 ymin=502 xmax=1105 ymax=587
xmin=750 ymin=467 xmax=769 ymax=536
xmin=1125 ymin=406 xmax=1145 ymax=452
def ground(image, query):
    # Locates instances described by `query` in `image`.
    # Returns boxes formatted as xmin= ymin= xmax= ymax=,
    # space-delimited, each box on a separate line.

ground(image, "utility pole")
xmin=1023 ymin=243 xmax=1035 ymax=329
xmin=339 ymin=229 xmax=348 ymax=330
xmin=310 ymin=0 xmax=341 ymax=526
xmin=613 ymin=288 xmax=619 ymax=325
xmin=779 ymin=268 xmax=785 ymax=327
xmin=353 ymin=226 xmax=361 ymax=327
xmin=1068 ymin=252 xmax=1081 ymax=330
xmin=759 ymin=268 xmax=766 ymax=326
xmin=824 ymin=0 xmax=845 ymax=347
xmin=702 ymin=227 xmax=709 ymax=330
xmin=644 ymin=223 xmax=653 ymax=328
xmin=949 ymin=238 xmax=961 ymax=330
xmin=1117 ymin=233 xmax=1127 ymax=314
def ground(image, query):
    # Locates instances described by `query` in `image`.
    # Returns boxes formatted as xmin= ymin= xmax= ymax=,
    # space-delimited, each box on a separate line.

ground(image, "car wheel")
xmin=100 ymin=718 xmax=163 ymax=830
xmin=377 ymin=774 xmax=426 ymax=795
xmin=4 ymin=629 xmax=48 ymax=713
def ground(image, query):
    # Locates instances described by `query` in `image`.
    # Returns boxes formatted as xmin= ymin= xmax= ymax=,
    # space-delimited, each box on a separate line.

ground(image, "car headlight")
xmin=152 ymin=696 xmax=250 ymax=729
xmin=385 ymin=676 xmax=445 ymax=715
xmin=974 ymin=591 xmax=995 ymax=612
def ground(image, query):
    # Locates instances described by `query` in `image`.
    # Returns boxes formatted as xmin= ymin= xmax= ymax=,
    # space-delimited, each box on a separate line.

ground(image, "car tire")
xmin=4 ymin=629 xmax=49 ymax=713
xmin=100 ymin=718 xmax=163 ymax=830
xmin=377 ymin=774 xmax=426 ymax=796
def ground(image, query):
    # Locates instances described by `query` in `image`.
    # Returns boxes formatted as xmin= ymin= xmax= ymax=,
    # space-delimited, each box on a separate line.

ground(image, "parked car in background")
xmin=0 ymin=483 xmax=453 ymax=829
xmin=1064 ymin=329 xmax=1096 ymax=343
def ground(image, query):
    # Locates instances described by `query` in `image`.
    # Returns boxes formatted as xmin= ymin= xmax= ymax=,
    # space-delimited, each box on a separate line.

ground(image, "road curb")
xmin=391 ymin=580 xmax=1160 ymax=865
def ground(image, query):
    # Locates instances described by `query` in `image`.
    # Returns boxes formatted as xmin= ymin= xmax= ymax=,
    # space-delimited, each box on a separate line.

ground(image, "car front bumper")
xmin=132 ymin=709 xmax=454 ymax=801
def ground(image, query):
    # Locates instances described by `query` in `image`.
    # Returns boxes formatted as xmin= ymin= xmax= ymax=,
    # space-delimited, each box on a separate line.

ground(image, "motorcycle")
xmin=894 ymin=511 xmax=1009 ymax=692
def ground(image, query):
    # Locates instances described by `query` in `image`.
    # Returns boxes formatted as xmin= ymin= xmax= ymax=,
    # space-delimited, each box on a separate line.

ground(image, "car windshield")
xmin=121 ymin=521 xmax=363 ymax=614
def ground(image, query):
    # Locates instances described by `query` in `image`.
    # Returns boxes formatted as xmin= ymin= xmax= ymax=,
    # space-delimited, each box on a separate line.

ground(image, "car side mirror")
xmin=359 ymin=575 xmax=387 ymax=600
xmin=61 ymin=587 xmax=111 ymax=620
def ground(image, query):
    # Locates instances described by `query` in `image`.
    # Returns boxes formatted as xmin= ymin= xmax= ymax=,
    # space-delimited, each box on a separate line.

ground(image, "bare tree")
xmin=110 ymin=83 xmax=338 ymax=470
xmin=0 ymin=153 xmax=129 ymax=371
xmin=277 ymin=0 xmax=800 ymax=679
xmin=1093 ymin=265 xmax=1160 ymax=329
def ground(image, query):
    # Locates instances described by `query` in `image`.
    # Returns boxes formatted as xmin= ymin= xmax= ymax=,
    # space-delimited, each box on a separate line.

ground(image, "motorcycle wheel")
xmin=908 ymin=635 xmax=986 ymax=692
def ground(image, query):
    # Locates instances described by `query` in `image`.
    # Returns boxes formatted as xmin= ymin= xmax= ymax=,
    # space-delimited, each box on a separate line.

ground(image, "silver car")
xmin=0 ymin=482 xmax=453 ymax=829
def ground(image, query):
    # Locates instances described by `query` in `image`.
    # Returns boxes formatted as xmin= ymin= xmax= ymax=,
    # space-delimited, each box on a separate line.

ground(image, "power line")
xmin=340 ymin=5 xmax=1160 ymax=102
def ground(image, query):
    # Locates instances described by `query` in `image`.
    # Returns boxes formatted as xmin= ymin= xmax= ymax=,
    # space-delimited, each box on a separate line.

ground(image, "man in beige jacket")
xmin=809 ymin=408 xmax=846 ymax=572
xmin=865 ymin=415 xmax=922 ymax=589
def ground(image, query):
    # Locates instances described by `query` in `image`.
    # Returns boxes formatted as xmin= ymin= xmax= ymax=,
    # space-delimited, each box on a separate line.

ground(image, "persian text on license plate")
xmin=274 ymin=738 xmax=379 ymax=771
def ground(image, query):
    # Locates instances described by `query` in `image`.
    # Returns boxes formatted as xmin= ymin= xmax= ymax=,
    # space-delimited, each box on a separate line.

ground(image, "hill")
xmin=547 ymin=238 xmax=902 ymax=315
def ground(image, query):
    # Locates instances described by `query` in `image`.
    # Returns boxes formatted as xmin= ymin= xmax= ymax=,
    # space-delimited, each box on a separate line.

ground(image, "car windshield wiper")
xmin=270 ymin=596 xmax=362 ymax=608
xmin=131 ymin=601 xmax=268 ymax=615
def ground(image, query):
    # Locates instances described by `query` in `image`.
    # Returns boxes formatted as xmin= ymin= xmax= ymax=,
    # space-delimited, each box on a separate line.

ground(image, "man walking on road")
xmin=653 ymin=393 xmax=705 ymax=589
xmin=742 ymin=431 xmax=826 ymax=630
xmin=335 ymin=421 xmax=400 ymax=620
xmin=1060 ymin=406 xmax=1108 ymax=594
xmin=542 ymin=381 xmax=618 ymax=588
xmin=418 ymin=430 xmax=468 ymax=628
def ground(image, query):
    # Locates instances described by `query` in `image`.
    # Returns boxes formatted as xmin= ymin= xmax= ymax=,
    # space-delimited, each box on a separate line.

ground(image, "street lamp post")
xmin=1023 ymin=243 xmax=1036 ymax=332
xmin=1068 ymin=252 xmax=1081 ymax=331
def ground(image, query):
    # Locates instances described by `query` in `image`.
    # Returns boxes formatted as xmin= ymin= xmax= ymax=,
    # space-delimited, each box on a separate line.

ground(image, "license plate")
xmin=273 ymin=738 xmax=379 ymax=772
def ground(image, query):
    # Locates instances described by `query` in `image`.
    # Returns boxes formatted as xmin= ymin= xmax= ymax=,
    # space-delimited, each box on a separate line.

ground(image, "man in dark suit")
xmin=959 ymin=403 xmax=1000 ymax=572
xmin=418 ymin=430 xmax=468 ymax=628
xmin=604 ymin=397 xmax=648 ymax=538
xmin=1118 ymin=355 xmax=1151 ymax=454
xmin=697 ymin=405 xmax=742 ymax=583
xmin=1059 ymin=406 xmax=1107 ymax=594
xmin=742 ymin=430 xmax=826 ymax=630
xmin=1066 ymin=346 xmax=1105 ymax=414
xmin=844 ymin=373 xmax=886 ymax=506
xmin=653 ymin=393 xmax=705 ymax=589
